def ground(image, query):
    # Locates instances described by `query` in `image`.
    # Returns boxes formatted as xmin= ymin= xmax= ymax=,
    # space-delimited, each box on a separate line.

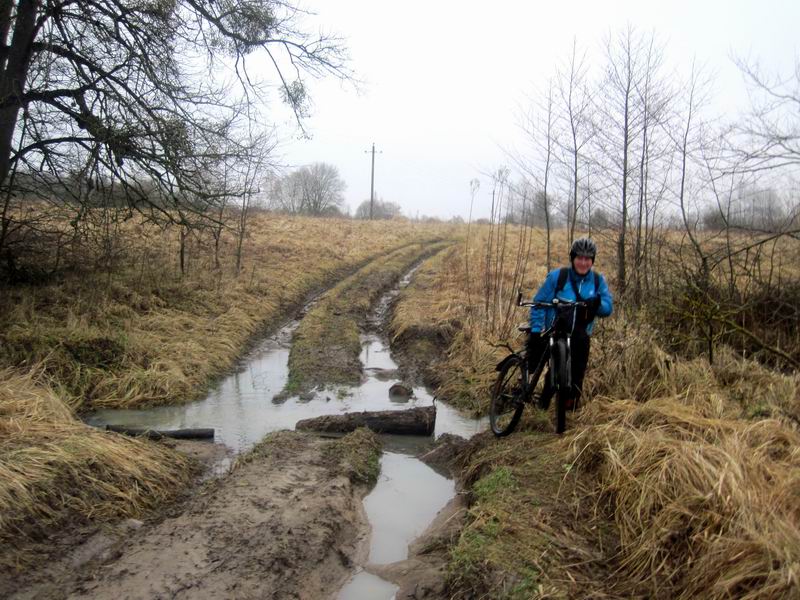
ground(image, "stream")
xmin=87 ymin=271 xmax=487 ymax=600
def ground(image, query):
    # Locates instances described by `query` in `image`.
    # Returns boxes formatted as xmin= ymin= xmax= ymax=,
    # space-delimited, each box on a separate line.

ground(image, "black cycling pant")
xmin=527 ymin=332 xmax=591 ymax=409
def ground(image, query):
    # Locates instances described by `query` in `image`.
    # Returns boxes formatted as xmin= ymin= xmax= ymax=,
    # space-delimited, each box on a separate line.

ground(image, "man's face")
xmin=573 ymin=255 xmax=593 ymax=275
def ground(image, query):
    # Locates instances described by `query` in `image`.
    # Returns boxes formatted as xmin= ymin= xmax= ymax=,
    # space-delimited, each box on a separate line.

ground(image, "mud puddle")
xmin=86 ymin=267 xmax=483 ymax=599
xmin=337 ymin=451 xmax=455 ymax=599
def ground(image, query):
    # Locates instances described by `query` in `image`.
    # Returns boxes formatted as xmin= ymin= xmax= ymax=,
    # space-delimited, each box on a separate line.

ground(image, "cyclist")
xmin=527 ymin=237 xmax=613 ymax=410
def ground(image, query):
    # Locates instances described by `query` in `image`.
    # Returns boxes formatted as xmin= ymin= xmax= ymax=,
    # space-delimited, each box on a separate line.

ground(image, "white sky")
xmin=257 ymin=0 xmax=800 ymax=219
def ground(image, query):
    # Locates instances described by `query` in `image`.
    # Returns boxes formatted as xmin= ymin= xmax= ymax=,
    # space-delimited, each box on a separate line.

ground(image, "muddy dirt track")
xmin=4 ymin=250 xmax=467 ymax=600
xmin=5 ymin=435 xmax=467 ymax=600
xmin=8 ymin=433 xmax=373 ymax=600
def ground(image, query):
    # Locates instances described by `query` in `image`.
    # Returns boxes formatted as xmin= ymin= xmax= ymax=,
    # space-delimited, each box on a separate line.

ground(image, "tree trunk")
xmin=105 ymin=425 xmax=215 ymax=440
xmin=0 ymin=0 xmax=39 ymax=190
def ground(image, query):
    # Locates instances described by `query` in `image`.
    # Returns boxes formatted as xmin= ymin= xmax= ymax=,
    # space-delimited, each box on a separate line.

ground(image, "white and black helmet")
xmin=569 ymin=237 xmax=597 ymax=261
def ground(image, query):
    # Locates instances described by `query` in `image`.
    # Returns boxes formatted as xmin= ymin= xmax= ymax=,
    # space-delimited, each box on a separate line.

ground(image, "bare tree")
xmin=554 ymin=39 xmax=595 ymax=246
xmin=516 ymin=78 xmax=558 ymax=270
xmin=0 ymin=0 xmax=350 ymax=279
xmin=730 ymin=55 xmax=800 ymax=173
xmin=235 ymin=135 xmax=274 ymax=276
xmin=269 ymin=163 xmax=347 ymax=216
xmin=595 ymin=26 xmax=652 ymax=295
xmin=355 ymin=197 xmax=401 ymax=219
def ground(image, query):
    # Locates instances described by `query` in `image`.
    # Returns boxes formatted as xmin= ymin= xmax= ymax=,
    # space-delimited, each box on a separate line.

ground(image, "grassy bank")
xmin=391 ymin=227 xmax=567 ymax=413
xmin=390 ymin=225 xmax=800 ymax=598
xmin=284 ymin=240 xmax=450 ymax=394
xmin=0 ymin=369 xmax=195 ymax=573
xmin=445 ymin=320 xmax=800 ymax=598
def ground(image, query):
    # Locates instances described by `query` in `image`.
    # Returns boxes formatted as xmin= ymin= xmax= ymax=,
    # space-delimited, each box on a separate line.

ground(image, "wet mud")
xmin=7 ymin=432 xmax=376 ymax=600
xmin=7 ymin=253 xmax=479 ymax=600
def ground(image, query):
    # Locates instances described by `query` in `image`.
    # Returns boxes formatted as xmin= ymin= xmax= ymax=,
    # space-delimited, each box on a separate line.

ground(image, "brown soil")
xmin=5 ymin=432 xmax=374 ymax=600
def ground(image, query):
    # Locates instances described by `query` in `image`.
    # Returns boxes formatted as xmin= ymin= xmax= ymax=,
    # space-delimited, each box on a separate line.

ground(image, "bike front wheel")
xmin=553 ymin=339 xmax=571 ymax=434
xmin=490 ymin=355 xmax=526 ymax=436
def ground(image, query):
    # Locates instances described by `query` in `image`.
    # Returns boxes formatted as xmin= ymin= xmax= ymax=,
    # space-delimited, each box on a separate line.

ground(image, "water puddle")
xmin=364 ymin=452 xmax=455 ymax=564
xmin=86 ymin=269 xmax=486 ymax=598
xmin=87 ymin=324 xmax=485 ymax=458
xmin=336 ymin=569 xmax=398 ymax=600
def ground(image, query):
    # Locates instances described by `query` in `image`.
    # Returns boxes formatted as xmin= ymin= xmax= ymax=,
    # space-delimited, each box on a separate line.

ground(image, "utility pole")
xmin=364 ymin=142 xmax=381 ymax=220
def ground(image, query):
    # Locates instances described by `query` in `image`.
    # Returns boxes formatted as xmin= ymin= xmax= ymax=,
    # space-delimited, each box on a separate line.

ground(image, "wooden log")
xmin=105 ymin=425 xmax=215 ymax=440
xmin=295 ymin=406 xmax=436 ymax=436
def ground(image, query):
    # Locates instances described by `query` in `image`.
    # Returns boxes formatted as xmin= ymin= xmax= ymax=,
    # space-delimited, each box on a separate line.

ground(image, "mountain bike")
xmin=489 ymin=293 xmax=586 ymax=436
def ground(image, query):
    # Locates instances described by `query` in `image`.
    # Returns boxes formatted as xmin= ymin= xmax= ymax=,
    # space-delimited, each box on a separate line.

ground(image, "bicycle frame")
xmin=490 ymin=292 xmax=587 ymax=436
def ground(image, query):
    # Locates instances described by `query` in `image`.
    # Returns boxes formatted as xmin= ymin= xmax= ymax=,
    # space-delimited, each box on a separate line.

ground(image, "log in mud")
xmin=296 ymin=405 xmax=436 ymax=436
xmin=105 ymin=425 xmax=215 ymax=440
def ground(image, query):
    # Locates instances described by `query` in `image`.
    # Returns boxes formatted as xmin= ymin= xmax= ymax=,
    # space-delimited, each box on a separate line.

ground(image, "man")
xmin=528 ymin=237 xmax=613 ymax=410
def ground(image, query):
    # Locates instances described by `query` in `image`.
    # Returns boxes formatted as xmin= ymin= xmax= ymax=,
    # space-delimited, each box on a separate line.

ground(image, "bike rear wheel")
xmin=490 ymin=355 xmax=526 ymax=436
xmin=553 ymin=339 xmax=571 ymax=434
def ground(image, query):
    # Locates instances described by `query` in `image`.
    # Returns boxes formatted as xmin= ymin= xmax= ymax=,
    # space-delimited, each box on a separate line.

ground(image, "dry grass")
xmin=0 ymin=214 xmax=455 ymax=577
xmin=0 ymin=214 xmax=457 ymax=409
xmin=447 ymin=432 xmax=619 ymax=599
xmin=390 ymin=225 xmax=800 ymax=599
xmin=0 ymin=368 xmax=194 ymax=571
xmin=286 ymin=240 xmax=450 ymax=392
xmin=391 ymin=226 xmax=578 ymax=413
xmin=569 ymin=399 xmax=800 ymax=598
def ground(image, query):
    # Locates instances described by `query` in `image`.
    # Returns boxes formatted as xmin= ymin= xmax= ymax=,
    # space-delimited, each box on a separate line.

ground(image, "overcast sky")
xmin=259 ymin=0 xmax=799 ymax=220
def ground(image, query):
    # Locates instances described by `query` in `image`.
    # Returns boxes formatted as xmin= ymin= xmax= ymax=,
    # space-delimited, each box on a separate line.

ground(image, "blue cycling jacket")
xmin=529 ymin=267 xmax=613 ymax=335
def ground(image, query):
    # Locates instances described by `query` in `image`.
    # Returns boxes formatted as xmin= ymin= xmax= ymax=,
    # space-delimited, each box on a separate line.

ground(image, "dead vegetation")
xmin=390 ymin=223 xmax=800 ymax=599
xmin=0 ymin=214 xmax=456 ymax=580
xmin=0 ymin=369 xmax=194 ymax=573
xmin=0 ymin=214 xmax=456 ymax=410
xmin=391 ymin=227 xmax=572 ymax=414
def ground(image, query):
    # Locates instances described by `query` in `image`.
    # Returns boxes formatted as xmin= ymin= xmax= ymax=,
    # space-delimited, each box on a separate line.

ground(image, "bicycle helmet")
xmin=569 ymin=237 xmax=597 ymax=261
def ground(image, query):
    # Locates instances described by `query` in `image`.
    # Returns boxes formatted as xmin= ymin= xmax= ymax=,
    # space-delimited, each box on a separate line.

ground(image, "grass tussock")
xmin=325 ymin=427 xmax=383 ymax=485
xmin=588 ymin=316 xmax=800 ymax=423
xmin=0 ymin=368 xmax=194 ymax=571
xmin=286 ymin=240 xmax=449 ymax=392
xmin=569 ymin=399 xmax=800 ymax=599
xmin=1 ymin=215 xmax=456 ymax=409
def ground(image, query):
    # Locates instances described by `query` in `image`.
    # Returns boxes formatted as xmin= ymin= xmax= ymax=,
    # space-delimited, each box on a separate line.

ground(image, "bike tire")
xmin=554 ymin=339 xmax=571 ymax=434
xmin=490 ymin=355 xmax=526 ymax=437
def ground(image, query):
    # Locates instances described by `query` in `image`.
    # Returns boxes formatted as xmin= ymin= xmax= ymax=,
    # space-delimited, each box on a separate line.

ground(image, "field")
xmin=0 ymin=213 xmax=456 ymax=574
xmin=2 ymin=214 xmax=800 ymax=598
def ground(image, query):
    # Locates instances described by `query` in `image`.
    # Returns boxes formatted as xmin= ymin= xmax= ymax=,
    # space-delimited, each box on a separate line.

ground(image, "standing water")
xmin=87 ymin=268 xmax=486 ymax=599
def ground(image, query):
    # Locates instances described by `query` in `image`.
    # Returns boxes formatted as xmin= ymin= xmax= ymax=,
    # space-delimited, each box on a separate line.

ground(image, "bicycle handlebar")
xmin=515 ymin=290 xmax=586 ymax=309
